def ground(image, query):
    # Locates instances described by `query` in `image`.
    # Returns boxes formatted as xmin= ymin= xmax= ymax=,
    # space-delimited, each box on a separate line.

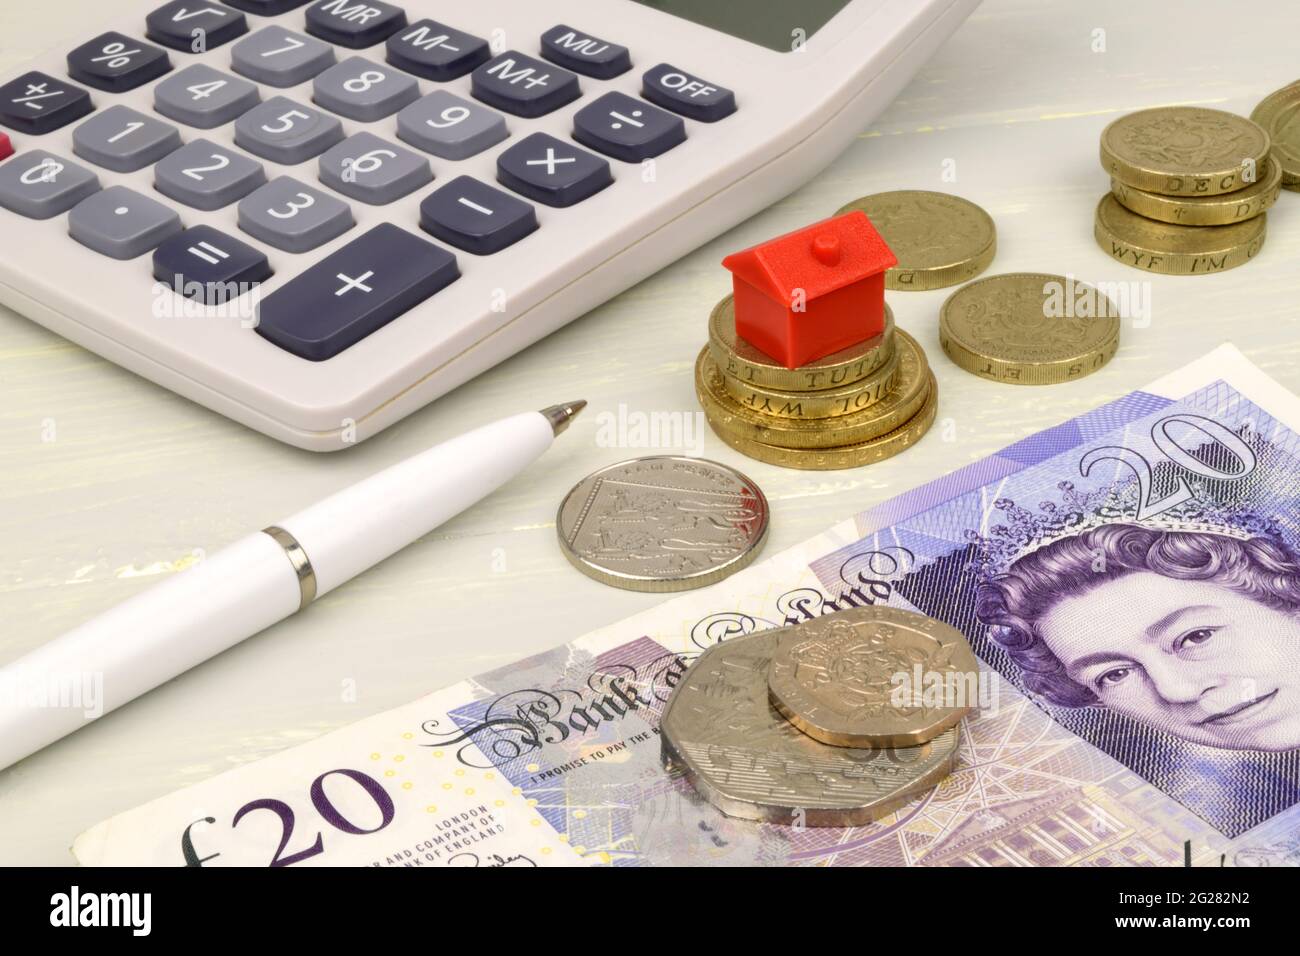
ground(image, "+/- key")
xmin=0 ymin=72 xmax=94 ymax=135
xmin=255 ymin=223 xmax=459 ymax=360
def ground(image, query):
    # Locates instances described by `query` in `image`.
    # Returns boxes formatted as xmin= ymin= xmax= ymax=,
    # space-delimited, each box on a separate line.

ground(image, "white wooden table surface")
xmin=2 ymin=0 xmax=1297 ymax=865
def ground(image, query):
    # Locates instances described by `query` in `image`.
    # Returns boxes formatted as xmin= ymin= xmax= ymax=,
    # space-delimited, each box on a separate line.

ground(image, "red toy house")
xmin=721 ymin=211 xmax=897 ymax=369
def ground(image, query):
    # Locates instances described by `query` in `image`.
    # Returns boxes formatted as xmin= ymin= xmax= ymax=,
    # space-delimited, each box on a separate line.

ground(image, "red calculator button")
xmin=0 ymin=133 xmax=13 ymax=162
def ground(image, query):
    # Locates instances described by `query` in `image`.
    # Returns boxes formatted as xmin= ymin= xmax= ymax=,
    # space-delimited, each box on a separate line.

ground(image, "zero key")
xmin=255 ymin=223 xmax=459 ymax=361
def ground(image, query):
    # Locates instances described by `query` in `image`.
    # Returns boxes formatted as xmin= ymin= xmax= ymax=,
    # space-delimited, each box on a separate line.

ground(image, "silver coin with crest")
xmin=661 ymin=629 xmax=959 ymax=827
xmin=556 ymin=456 xmax=769 ymax=592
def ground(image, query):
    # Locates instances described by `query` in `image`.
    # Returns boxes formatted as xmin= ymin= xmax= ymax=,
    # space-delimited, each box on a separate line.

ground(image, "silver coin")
xmin=661 ymin=629 xmax=959 ymax=827
xmin=556 ymin=456 xmax=769 ymax=592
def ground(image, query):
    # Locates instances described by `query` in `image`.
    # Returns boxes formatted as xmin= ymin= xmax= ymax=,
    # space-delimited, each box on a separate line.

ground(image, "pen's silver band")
xmin=262 ymin=526 xmax=317 ymax=610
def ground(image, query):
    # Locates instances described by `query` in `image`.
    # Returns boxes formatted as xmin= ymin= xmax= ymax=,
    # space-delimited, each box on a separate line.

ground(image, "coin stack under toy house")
xmin=695 ymin=212 xmax=937 ymax=470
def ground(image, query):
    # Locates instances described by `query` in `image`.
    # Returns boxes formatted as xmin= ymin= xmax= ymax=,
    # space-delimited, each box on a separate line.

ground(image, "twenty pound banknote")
xmin=74 ymin=345 xmax=1300 ymax=866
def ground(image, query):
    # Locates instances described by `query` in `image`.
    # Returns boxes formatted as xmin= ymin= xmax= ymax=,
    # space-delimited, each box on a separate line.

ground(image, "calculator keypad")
xmin=152 ymin=224 xmax=273 ymax=305
xmin=573 ymin=92 xmax=685 ymax=163
xmin=230 ymin=26 xmax=336 ymax=88
xmin=385 ymin=20 xmax=489 ymax=81
xmin=72 ymin=105 xmax=181 ymax=173
xmin=471 ymin=52 xmax=580 ymax=119
xmin=0 ymin=151 xmax=100 ymax=219
xmin=66 ymin=33 xmax=172 ymax=94
xmin=0 ymin=1 xmax=737 ymax=366
xmin=395 ymin=91 xmax=506 ymax=161
xmin=419 ymin=175 xmax=536 ymax=255
xmin=255 ymin=223 xmax=459 ymax=361
xmin=155 ymin=139 xmax=267 ymax=210
xmin=313 ymin=56 xmax=419 ymax=122
xmin=318 ymin=131 xmax=430 ymax=205
xmin=234 ymin=96 xmax=344 ymax=165
xmin=539 ymin=26 xmax=631 ymax=80
xmin=68 ymin=184 xmax=182 ymax=260
xmin=304 ymin=0 xmax=408 ymax=50
xmin=0 ymin=73 xmax=94 ymax=135
xmin=145 ymin=2 xmax=249 ymax=53
xmin=238 ymin=175 xmax=354 ymax=252
xmin=154 ymin=64 xmax=260 ymax=129
xmin=496 ymin=133 xmax=611 ymax=208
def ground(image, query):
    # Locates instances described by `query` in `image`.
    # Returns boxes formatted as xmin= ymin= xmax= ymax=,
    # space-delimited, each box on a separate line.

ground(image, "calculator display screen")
xmin=631 ymin=0 xmax=854 ymax=52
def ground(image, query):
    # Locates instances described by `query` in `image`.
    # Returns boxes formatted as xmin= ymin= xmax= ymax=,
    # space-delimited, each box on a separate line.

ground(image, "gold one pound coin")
xmin=836 ymin=190 xmax=996 ymax=291
xmin=940 ymin=272 xmax=1120 ymax=385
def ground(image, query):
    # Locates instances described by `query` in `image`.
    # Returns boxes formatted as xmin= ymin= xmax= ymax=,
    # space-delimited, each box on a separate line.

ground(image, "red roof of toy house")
xmin=720 ymin=211 xmax=897 ymax=306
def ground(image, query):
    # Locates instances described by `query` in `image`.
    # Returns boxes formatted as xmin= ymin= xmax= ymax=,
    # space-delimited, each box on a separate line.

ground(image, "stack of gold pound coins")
xmin=695 ymin=299 xmax=938 ymax=470
xmin=1096 ymin=105 xmax=1282 ymax=275
xmin=694 ymin=190 xmax=1005 ymax=471
xmin=661 ymin=606 xmax=977 ymax=826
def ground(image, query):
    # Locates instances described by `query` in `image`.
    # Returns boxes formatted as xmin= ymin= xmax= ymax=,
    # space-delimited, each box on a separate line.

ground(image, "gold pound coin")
xmin=1111 ymin=158 xmax=1282 ymax=226
xmin=1094 ymin=193 xmax=1267 ymax=276
xmin=704 ymin=373 xmax=938 ymax=470
xmin=707 ymin=295 xmax=894 ymax=392
xmin=767 ymin=606 xmax=979 ymax=748
xmin=939 ymin=272 xmax=1120 ymax=385
xmin=1251 ymin=82 xmax=1300 ymax=189
xmin=836 ymin=190 xmax=996 ymax=291
xmin=718 ymin=343 xmax=901 ymax=420
xmin=661 ymin=628 xmax=959 ymax=827
xmin=1100 ymin=106 xmax=1271 ymax=197
xmin=695 ymin=329 xmax=930 ymax=449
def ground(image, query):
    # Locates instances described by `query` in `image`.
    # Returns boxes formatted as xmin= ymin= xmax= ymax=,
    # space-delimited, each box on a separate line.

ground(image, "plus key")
xmin=255 ymin=223 xmax=459 ymax=360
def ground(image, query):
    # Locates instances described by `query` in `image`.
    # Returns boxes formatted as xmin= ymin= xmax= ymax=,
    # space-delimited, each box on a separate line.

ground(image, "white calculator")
xmin=0 ymin=0 xmax=978 ymax=450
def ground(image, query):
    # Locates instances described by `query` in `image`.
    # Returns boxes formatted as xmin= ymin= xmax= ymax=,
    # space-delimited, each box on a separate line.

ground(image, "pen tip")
xmin=540 ymin=400 xmax=587 ymax=436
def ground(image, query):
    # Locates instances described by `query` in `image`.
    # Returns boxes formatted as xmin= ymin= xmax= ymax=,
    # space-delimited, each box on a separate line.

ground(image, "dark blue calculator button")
xmin=67 ymin=33 xmax=172 ymax=94
xmin=221 ymin=0 xmax=313 ymax=13
xmin=642 ymin=63 xmax=736 ymax=122
xmin=305 ymin=0 xmax=408 ymax=49
xmin=153 ymin=225 xmax=272 ymax=305
xmin=386 ymin=19 xmax=489 ymax=81
xmin=256 ymin=223 xmax=459 ymax=361
xmin=539 ymin=25 xmax=630 ymax=79
xmin=496 ymin=132 xmax=611 ymax=208
xmin=146 ymin=2 xmax=249 ymax=53
xmin=0 ymin=73 xmax=94 ymax=135
xmin=470 ymin=51 xmax=579 ymax=118
xmin=419 ymin=175 xmax=537 ymax=255
xmin=573 ymin=92 xmax=685 ymax=163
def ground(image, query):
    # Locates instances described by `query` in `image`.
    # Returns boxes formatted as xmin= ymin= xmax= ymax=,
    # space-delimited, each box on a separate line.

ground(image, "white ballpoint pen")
xmin=0 ymin=400 xmax=586 ymax=771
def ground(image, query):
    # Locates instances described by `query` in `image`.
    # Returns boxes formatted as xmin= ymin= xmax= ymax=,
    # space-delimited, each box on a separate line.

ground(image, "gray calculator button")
xmin=396 ymin=90 xmax=507 ymax=160
xmin=68 ymin=184 xmax=182 ymax=260
xmin=238 ymin=175 xmax=353 ymax=253
xmin=155 ymin=139 xmax=267 ymax=210
xmin=234 ymin=96 xmax=344 ymax=165
xmin=0 ymin=151 xmax=100 ymax=219
xmin=154 ymin=64 xmax=260 ymax=129
xmin=72 ymin=106 xmax=181 ymax=173
xmin=318 ymin=132 xmax=431 ymax=205
xmin=312 ymin=56 xmax=419 ymax=122
xmin=231 ymin=25 xmax=336 ymax=87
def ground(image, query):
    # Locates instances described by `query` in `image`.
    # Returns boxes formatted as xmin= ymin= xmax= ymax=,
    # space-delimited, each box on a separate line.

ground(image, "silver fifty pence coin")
xmin=556 ymin=456 xmax=769 ymax=592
